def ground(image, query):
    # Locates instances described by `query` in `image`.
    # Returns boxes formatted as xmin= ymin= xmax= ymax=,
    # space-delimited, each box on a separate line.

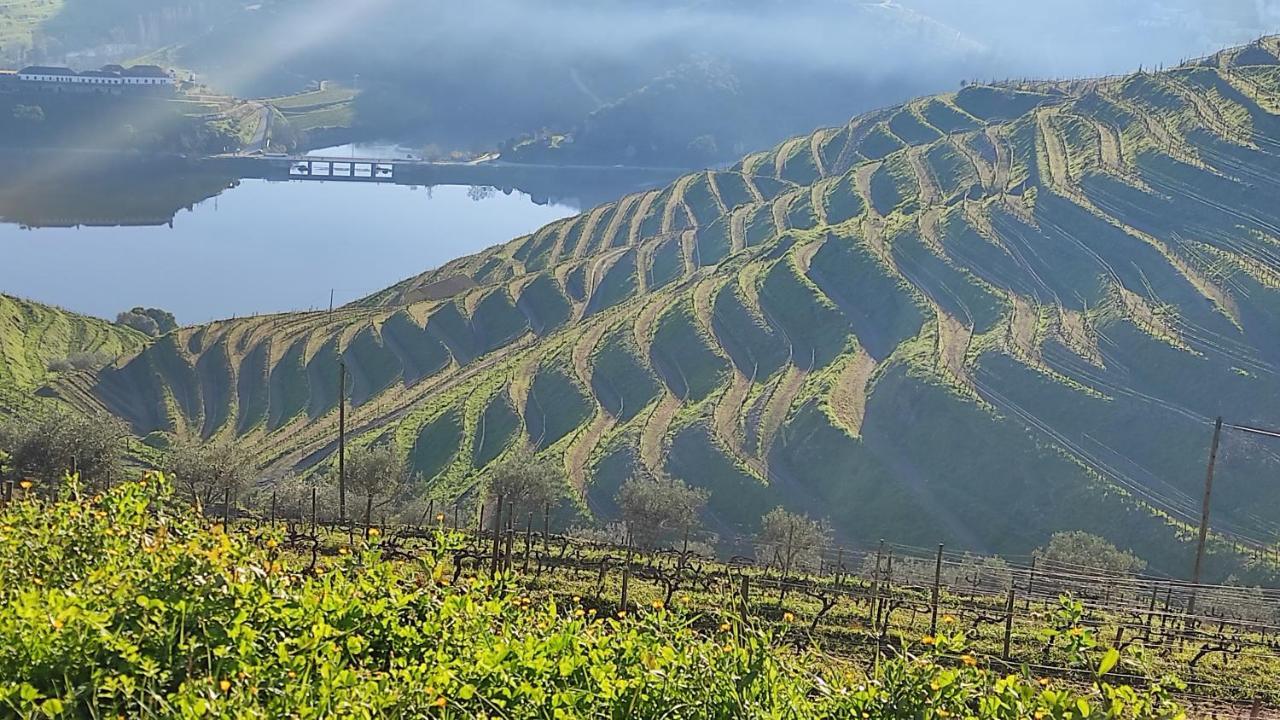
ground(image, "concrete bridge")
xmin=282 ymin=156 xmax=399 ymax=182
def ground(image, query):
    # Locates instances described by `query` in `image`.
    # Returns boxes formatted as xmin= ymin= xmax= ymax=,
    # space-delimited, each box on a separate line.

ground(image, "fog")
xmin=20 ymin=0 xmax=1280 ymax=164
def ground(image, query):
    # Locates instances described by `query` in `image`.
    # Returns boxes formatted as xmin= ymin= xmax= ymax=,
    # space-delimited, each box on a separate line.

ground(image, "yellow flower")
xmin=960 ymin=654 xmax=977 ymax=667
xmin=266 ymin=539 xmax=278 ymax=549
xmin=617 ymin=610 xmax=627 ymax=618
xmin=219 ymin=679 xmax=232 ymax=693
xmin=574 ymin=608 xmax=585 ymax=618
xmin=368 ymin=528 xmax=381 ymax=538
xmin=435 ymin=513 xmax=445 ymax=522
xmin=937 ymin=709 xmax=950 ymax=718
xmin=921 ymin=635 xmax=936 ymax=646
xmin=19 ymin=480 xmax=33 ymax=490
xmin=1034 ymin=712 xmax=1046 ymax=720
xmin=573 ymin=596 xmax=581 ymax=603
xmin=942 ymin=614 xmax=957 ymax=624
xmin=433 ymin=697 xmax=446 ymax=708
xmin=651 ymin=600 xmax=664 ymax=610
xmin=51 ymin=618 xmax=64 ymax=630
xmin=1037 ymin=677 xmax=1050 ymax=687
xmin=782 ymin=612 xmax=795 ymax=623
xmin=719 ymin=623 xmax=732 ymax=632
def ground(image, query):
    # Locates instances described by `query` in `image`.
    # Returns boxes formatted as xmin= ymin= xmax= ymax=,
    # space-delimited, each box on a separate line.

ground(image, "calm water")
xmin=0 ymin=174 xmax=577 ymax=324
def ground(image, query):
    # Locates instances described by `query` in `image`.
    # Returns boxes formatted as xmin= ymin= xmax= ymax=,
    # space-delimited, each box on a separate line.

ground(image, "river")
xmin=0 ymin=148 xmax=677 ymax=324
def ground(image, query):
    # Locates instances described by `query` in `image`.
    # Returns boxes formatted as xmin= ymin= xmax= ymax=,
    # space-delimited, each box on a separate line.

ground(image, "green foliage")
xmin=481 ymin=448 xmax=566 ymax=526
xmin=0 ymin=478 xmax=1189 ymax=718
xmin=1036 ymin=532 xmax=1149 ymax=576
xmin=0 ymin=409 xmax=127 ymax=490
xmin=756 ymin=506 xmax=831 ymax=572
xmin=161 ymin=436 xmax=255 ymax=510
xmin=616 ymin=471 xmax=708 ymax=549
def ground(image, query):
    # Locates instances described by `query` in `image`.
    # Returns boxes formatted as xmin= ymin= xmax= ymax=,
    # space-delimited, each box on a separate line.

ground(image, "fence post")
xmin=503 ymin=504 xmax=515 ymax=573
xmin=543 ymin=502 xmax=551 ymax=552
xmin=835 ymin=547 xmax=844 ymax=588
xmin=1025 ymin=556 xmax=1037 ymax=611
xmin=270 ymin=491 xmax=277 ymax=528
xmin=1143 ymin=582 xmax=1159 ymax=643
xmin=222 ymin=488 xmax=231 ymax=529
xmin=1002 ymin=585 xmax=1015 ymax=660
xmin=740 ymin=575 xmax=751 ymax=620
xmin=779 ymin=522 xmax=795 ymax=603
xmin=477 ymin=503 xmax=486 ymax=538
xmin=620 ymin=533 xmax=633 ymax=613
xmin=680 ymin=528 xmax=690 ymax=571
xmin=871 ymin=540 xmax=884 ymax=627
xmin=523 ymin=512 xmax=533 ymax=573
xmin=490 ymin=496 xmax=504 ymax=579
xmin=882 ymin=549 xmax=894 ymax=636
xmin=310 ymin=487 xmax=317 ymax=538
xmin=931 ymin=543 xmax=944 ymax=636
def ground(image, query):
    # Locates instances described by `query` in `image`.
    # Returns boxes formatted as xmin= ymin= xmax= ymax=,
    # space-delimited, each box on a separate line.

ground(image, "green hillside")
xmin=0 ymin=294 xmax=148 ymax=418
xmin=39 ymin=38 xmax=1280 ymax=577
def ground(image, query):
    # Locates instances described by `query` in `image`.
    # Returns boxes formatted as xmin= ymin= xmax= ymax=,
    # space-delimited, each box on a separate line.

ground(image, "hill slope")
xmin=0 ymin=294 xmax=148 ymax=418
xmin=50 ymin=39 xmax=1280 ymax=578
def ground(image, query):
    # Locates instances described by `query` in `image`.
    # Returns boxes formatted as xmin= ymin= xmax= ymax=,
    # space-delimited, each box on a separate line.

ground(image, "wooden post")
xmin=503 ymin=504 xmax=515 ymax=572
xmin=270 ymin=491 xmax=277 ymax=528
xmin=363 ymin=493 xmax=373 ymax=538
xmin=680 ymin=528 xmax=690 ymax=571
xmin=1188 ymin=417 xmax=1223 ymax=616
xmin=338 ymin=361 xmax=347 ymax=523
xmin=740 ymin=575 xmax=751 ymax=620
xmin=835 ymin=547 xmax=844 ymax=588
xmin=477 ymin=503 xmax=486 ymax=537
xmin=930 ymin=543 xmax=944 ymax=636
xmin=543 ymin=502 xmax=551 ymax=552
xmin=780 ymin=521 xmax=795 ymax=602
xmin=523 ymin=512 xmax=533 ymax=573
xmin=1025 ymin=556 xmax=1037 ymax=611
xmin=1002 ymin=586 xmax=1015 ymax=660
xmin=871 ymin=540 xmax=884 ymax=626
xmin=620 ymin=532 xmax=633 ymax=613
xmin=490 ymin=495 xmax=504 ymax=578
xmin=310 ymin=487 xmax=317 ymax=538
xmin=1143 ymin=582 xmax=1159 ymax=643
xmin=222 ymin=488 xmax=231 ymax=529
xmin=882 ymin=549 xmax=894 ymax=636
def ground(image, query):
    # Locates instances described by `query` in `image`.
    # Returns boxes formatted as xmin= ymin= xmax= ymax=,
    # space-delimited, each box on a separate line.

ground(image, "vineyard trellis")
xmin=80 ymin=483 xmax=1280 ymax=712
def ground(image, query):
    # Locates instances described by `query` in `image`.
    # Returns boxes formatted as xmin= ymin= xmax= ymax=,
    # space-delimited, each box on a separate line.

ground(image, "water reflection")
xmin=0 ymin=152 xmax=651 ymax=323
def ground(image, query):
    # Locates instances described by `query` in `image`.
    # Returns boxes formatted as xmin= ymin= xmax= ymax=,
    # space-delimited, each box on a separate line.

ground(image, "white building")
xmin=16 ymin=65 xmax=175 ymax=88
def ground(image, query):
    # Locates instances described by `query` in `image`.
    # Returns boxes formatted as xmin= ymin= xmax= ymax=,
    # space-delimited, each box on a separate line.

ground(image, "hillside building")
xmin=12 ymin=65 xmax=175 ymax=92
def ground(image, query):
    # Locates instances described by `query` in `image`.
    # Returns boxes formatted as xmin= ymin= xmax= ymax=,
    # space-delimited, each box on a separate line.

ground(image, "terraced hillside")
xmin=52 ymin=39 xmax=1280 ymax=576
xmin=0 ymin=294 xmax=148 ymax=418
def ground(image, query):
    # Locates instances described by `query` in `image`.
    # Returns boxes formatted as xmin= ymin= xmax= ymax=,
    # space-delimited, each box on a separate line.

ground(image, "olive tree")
xmin=163 ymin=437 xmax=256 ymax=513
xmin=615 ymin=471 xmax=708 ymax=550
xmin=756 ymin=507 xmax=831 ymax=573
xmin=345 ymin=443 xmax=416 ymax=531
xmin=0 ymin=410 xmax=128 ymax=491
xmin=482 ymin=449 xmax=564 ymax=531
xmin=1035 ymin=531 xmax=1147 ymax=575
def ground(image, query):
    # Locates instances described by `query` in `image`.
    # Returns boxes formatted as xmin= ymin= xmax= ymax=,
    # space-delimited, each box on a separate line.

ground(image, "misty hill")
xmin=34 ymin=38 xmax=1280 ymax=580
xmin=9 ymin=1 xmax=1277 ymax=166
